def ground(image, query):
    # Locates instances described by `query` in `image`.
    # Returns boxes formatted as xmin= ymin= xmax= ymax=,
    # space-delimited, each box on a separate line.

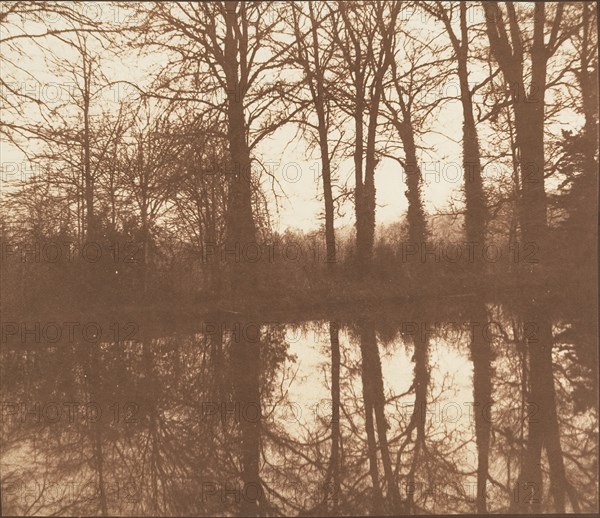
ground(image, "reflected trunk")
xmin=514 ymin=300 xmax=572 ymax=513
xmin=231 ymin=322 xmax=263 ymax=516
xmin=328 ymin=321 xmax=341 ymax=514
xmin=85 ymin=344 xmax=108 ymax=516
xmin=358 ymin=320 xmax=400 ymax=513
xmin=405 ymin=330 xmax=430 ymax=514
xmin=468 ymin=300 xmax=493 ymax=513
xmin=142 ymin=337 xmax=162 ymax=514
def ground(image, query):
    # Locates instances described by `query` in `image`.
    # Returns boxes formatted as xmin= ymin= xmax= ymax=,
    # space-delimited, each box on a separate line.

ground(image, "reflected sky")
xmin=1 ymin=301 xmax=598 ymax=515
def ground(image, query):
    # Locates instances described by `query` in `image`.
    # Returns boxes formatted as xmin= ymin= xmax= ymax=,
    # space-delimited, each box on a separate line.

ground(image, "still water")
xmin=1 ymin=298 xmax=597 ymax=515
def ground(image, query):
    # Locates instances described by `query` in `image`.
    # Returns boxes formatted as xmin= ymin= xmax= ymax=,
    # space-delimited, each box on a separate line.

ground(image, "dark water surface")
xmin=1 ymin=296 xmax=597 ymax=515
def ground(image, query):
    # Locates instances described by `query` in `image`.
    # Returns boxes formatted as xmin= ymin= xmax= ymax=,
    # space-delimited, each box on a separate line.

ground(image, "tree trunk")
xmin=307 ymin=5 xmax=337 ymax=269
xmin=223 ymin=2 xmax=257 ymax=300
xmin=398 ymin=119 xmax=427 ymax=247
xmin=318 ymin=113 xmax=336 ymax=268
xmin=484 ymin=6 xmax=569 ymax=510
xmin=353 ymin=80 xmax=366 ymax=270
xmin=361 ymin=106 xmax=378 ymax=271
xmin=452 ymin=2 xmax=487 ymax=259
xmin=82 ymin=55 xmax=94 ymax=243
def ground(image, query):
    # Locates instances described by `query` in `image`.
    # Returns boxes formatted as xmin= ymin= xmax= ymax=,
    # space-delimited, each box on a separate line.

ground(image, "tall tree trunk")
xmin=80 ymin=47 xmax=96 ymax=301
xmin=318 ymin=112 xmax=336 ymax=268
xmin=223 ymin=2 xmax=257 ymax=300
xmin=82 ymin=53 xmax=94 ymax=243
xmin=306 ymin=4 xmax=337 ymax=269
xmin=353 ymin=79 xmax=366 ymax=270
xmin=397 ymin=119 xmax=427 ymax=247
xmin=362 ymin=105 xmax=378 ymax=271
xmin=457 ymin=2 xmax=486 ymax=266
xmin=453 ymin=5 xmax=491 ymax=509
xmin=484 ymin=5 xmax=570 ymax=511
xmin=484 ymin=2 xmax=548 ymax=250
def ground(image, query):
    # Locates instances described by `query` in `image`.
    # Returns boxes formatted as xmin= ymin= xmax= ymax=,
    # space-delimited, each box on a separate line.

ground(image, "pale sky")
xmin=0 ymin=2 xmax=582 ymax=234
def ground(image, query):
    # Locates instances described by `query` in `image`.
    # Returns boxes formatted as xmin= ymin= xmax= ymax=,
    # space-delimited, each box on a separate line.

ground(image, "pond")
xmin=1 ymin=296 xmax=597 ymax=515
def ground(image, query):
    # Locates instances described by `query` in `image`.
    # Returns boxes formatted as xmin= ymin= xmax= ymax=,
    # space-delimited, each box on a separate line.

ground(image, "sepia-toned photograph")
xmin=1 ymin=1 xmax=598 ymax=516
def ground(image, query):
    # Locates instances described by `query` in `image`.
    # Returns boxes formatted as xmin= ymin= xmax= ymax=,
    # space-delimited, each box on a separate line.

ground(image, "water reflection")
xmin=1 ymin=301 xmax=597 ymax=515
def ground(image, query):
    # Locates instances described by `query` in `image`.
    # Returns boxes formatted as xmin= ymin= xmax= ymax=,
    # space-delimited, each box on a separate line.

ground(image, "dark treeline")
xmin=0 ymin=1 xmax=597 ymax=314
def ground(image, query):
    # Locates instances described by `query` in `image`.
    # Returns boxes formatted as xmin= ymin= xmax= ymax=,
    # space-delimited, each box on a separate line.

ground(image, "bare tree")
xmin=288 ymin=2 xmax=343 ymax=268
xmin=330 ymin=1 xmax=401 ymax=271
xmin=421 ymin=2 xmax=490 ymax=265
xmin=140 ymin=1 xmax=300 ymax=298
